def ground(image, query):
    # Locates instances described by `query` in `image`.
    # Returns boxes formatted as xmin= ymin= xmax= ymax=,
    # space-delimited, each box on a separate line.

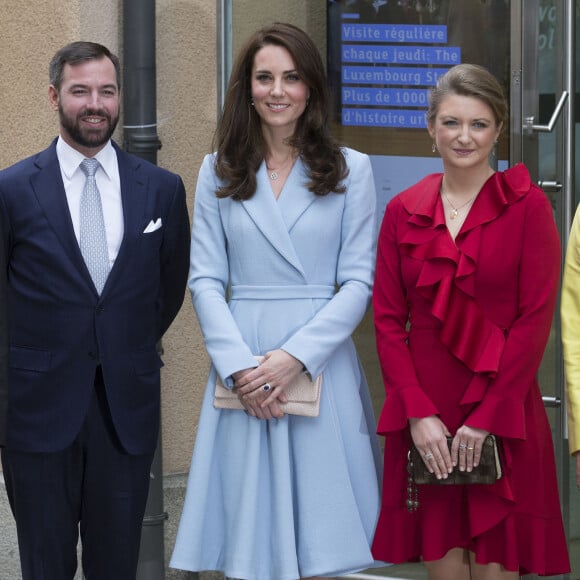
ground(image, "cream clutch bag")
xmin=213 ymin=356 xmax=322 ymax=417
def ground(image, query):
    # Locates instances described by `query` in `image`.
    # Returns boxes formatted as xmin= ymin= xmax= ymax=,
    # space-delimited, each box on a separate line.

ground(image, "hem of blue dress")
xmin=169 ymin=559 xmax=391 ymax=580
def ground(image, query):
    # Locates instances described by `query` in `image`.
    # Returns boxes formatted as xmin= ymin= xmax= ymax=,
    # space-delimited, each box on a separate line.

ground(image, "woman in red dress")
xmin=371 ymin=64 xmax=570 ymax=579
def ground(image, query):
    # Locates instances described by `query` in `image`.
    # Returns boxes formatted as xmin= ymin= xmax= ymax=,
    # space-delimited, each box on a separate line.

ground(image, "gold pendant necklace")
xmin=441 ymin=189 xmax=477 ymax=220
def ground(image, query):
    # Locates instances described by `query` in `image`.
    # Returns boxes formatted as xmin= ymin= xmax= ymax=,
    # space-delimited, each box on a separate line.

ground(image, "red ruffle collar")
xmin=398 ymin=163 xmax=532 ymax=402
xmin=399 ymin=162 xmax=531 ymax=232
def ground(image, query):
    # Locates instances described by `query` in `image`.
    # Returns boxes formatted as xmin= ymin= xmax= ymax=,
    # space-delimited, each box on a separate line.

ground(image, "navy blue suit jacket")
xmin=0 ymin=139 xmax=190 ymax=454
xmin=0 ymin=219 xmax=7 ymax=446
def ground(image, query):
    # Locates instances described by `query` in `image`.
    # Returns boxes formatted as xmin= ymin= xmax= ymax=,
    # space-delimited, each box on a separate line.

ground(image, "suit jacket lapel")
xmin=102 ymin=144 xmax=146 ymax=294
xmin=30 ymin=142 xmax=91 ymax=282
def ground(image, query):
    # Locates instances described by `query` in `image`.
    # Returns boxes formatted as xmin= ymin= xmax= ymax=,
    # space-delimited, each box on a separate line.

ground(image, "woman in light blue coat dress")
xmin=171 ymin=23 xmax=382 ymax=580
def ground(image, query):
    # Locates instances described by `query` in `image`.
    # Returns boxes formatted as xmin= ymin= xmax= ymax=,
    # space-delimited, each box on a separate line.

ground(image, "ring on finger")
xmin=262 ymin=383 xmax=272 ymax=392
xmin=459 ymin=442 xmax=467 ymax=450
xmin=424 ymin=452 xmax=434 ymax=461
xmin=467 ymin=446 xmax=474 ymax=450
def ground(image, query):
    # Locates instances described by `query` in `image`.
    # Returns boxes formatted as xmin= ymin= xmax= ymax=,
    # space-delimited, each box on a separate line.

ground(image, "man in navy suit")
xmin=0 ymin=41 xmax=190 ymax=579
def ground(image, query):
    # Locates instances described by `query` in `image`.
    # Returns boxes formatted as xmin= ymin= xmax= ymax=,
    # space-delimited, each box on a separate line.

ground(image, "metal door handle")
xmin=524 ymin=90 xmax=568 ymax=134
xmin=538 ymin=181 xmax=563 ymax=193
xmin=542 ymin=396 xmax=562 ymax=408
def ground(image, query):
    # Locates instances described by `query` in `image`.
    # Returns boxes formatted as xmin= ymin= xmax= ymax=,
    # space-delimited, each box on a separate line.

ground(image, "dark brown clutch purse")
xmin=406 ymin=435 xmax=502 ymax=512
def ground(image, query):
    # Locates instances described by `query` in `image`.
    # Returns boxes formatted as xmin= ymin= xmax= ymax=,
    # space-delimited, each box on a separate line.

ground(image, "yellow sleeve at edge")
xmin=562 ymin=204 xmax=580 ymax=454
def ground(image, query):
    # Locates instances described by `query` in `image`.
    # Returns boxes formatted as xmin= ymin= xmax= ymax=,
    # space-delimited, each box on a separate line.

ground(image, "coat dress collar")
xmin=240 ymin=158 xmax=319 ymax=278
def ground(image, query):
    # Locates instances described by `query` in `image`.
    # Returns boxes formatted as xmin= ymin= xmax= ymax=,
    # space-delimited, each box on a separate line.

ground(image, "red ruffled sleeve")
xmin=462 ymin=170 xmax=560 ymax=438
xmin=373 ymin=175 xmax=441 ymax=435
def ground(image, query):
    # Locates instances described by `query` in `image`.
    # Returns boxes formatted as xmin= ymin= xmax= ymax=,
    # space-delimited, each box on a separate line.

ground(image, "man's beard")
xmin=59 ymin=105 xmax=119 ymax=150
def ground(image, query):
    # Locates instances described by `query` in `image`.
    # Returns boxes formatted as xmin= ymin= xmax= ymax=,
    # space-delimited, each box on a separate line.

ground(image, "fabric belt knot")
xmin=79 ymin=158 xmax=110 ymax=294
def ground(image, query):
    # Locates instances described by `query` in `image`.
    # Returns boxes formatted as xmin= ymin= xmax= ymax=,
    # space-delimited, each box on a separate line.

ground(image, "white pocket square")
xmin=143 ymin=218 xmax=162 ymax=233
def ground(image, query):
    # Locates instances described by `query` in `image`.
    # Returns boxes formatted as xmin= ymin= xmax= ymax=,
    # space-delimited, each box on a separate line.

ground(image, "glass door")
xmin=515 ymin=2 xmax=576 ymax=580
xmin=219 ymin=1 xmax=577 ymax=578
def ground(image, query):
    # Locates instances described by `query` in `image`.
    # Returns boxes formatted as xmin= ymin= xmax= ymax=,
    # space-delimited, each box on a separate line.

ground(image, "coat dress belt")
xmin=230 ymin=284 xmax=336 ymax=300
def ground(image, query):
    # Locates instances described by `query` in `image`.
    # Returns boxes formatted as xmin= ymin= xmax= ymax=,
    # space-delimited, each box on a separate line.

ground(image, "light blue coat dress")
xmin=170 ymin=148 xmax=383 ymax=580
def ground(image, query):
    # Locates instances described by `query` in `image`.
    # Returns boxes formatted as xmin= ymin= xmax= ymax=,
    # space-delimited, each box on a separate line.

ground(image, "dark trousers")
xmin=1 ymin=370 xmax=154 ymax=580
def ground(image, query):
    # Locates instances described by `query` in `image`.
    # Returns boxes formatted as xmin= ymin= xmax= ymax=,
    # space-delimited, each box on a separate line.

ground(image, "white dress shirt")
xmin=56 ymin=137 xmax=124 ymax=268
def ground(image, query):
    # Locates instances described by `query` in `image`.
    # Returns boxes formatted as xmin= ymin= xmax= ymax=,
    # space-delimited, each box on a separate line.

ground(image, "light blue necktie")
xmin=79 ymin=158 xmax=110 ymax=294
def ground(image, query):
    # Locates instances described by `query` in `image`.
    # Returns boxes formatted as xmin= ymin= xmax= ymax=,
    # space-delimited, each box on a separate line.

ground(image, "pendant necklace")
xmin=441 ymin=189 xmax=477 ymax=220
xmin=266 ymin=155 xmax=294 ymax=181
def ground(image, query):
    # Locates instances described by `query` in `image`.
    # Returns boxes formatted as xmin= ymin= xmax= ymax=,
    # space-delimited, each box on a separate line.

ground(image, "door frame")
xmin=514 ymin=6 xmax=574 ymax=571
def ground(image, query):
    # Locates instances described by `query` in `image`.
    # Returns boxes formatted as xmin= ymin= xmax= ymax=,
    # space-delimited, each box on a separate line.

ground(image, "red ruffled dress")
xmin=371 ymin=164 xmax=570 ymax=575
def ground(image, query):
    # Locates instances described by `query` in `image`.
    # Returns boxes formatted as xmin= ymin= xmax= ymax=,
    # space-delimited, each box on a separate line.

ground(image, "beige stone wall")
xmin=2 ymin=2 xmax=79 ymax=163
xmin=231 ymin=1 xmax=326 ymax=61
xmin=156 ymin=0 xmax=217 ymax=474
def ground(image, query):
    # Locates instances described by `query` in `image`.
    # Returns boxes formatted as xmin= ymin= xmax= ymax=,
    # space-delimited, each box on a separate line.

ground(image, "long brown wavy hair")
xmin=214 ymin=22 xmax=348 ymax=200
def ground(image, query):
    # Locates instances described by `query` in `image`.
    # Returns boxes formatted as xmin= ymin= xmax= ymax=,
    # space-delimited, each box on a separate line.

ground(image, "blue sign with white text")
xmin=342 ymin=108 xmax=427 ymax=128
xmin=342 ymin=87 xmax=430 ymax=107
xmin=342 ymin=66 xmax=448 ymax=86
xmin=342 ymin=44 xmax=460 ymax=65
xmin=342 ymin=24 xmax=447 ymax=43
